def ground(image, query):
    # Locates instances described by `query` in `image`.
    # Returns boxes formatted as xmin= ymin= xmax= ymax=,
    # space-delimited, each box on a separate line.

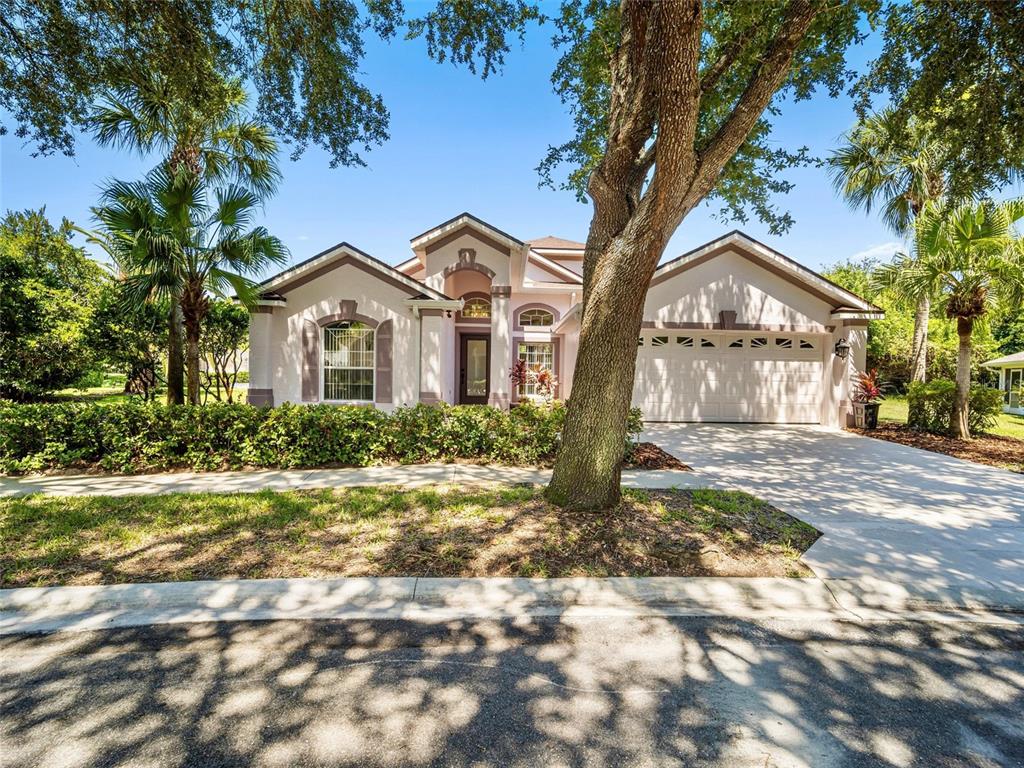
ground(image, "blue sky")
xmin=0 ymin=21 xmax=923 ymax=278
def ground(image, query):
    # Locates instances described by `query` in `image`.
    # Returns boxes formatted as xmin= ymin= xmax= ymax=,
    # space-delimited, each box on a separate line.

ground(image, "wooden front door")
xmin=459 ymin=334 xmax=490 ymax=405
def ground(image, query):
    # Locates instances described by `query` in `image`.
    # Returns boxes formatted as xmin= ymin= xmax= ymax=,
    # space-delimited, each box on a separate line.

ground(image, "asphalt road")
xmin=3 ymin=616 xmax=1023 ymax=768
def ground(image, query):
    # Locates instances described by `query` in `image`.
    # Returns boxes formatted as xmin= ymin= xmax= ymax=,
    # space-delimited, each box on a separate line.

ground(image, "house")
xmin=246 ymin=213 xmax=883 ymax=426
xmin=983 ymin=352 xmax=1024 ymax=415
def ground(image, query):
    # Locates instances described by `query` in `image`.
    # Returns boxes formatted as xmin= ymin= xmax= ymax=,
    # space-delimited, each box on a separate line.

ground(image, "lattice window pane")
xmin=323 ymin=322 xmax=375 ymax=401
xmin=518 ymin=342 xmax=554 ymax=397
xmin=462 ymin=297 xmax=491 ymax=318
xmin=677 ymin=336 xmax=694 ymax=347
xmin=520 ymin=309 xmax=554 ymax=327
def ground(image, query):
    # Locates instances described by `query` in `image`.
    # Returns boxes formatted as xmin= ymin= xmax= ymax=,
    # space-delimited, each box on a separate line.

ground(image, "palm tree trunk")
xmin=907 ymin=293 xmax=929 ymax=424
xmin=180 ymin=285 xmax=206 ymax=405
xmin=952 ymin=316 xmax=973 ymax=439
xmin=166 ymin=303 xmax=185 ymax=405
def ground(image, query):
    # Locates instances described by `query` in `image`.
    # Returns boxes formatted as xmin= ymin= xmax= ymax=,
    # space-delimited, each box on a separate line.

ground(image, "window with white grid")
xmin=323 ymin=322 xmax=375 ymax=402
xmin=518 ymin=342 xmax=553 ymax=397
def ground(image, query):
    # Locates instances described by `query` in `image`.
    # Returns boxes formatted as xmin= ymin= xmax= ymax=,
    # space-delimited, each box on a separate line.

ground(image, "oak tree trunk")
xmin=166 ymin=302 xmax=185 ymax=405
xmin=545 ymin=0 xmax=821 ymax=510
xmin=906 ymin=293 xmax=929 ymax=425
xmin=952 ymin=316 xmax=973 ymax=439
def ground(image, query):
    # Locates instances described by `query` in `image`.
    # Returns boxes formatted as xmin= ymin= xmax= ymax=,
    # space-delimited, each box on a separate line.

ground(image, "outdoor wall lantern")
xmin=834 ymin=338 xmax=851 ymax=360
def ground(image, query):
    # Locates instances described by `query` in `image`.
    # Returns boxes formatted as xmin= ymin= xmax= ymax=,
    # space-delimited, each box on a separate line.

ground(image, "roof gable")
xmin=410 ymin=212 xmax=524 ymax=256
xmin=651 ymin=231 xmax=882 ymax=314
xmin=259 ymin=242 xmax=450 ymax=300
xmin=527 ymin=235 xmax=585 ymax=250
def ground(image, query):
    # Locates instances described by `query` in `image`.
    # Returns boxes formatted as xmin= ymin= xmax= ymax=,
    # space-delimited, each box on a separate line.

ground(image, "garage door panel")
xmin=634 ymin=332 xmax=823 ymax=423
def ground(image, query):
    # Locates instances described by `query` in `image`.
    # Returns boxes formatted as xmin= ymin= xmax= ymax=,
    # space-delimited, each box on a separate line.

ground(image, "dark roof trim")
xmin=258 ymin=240 xmax=451 ymax=300
xmin=409 ymin=212 xmax=525 ymax=246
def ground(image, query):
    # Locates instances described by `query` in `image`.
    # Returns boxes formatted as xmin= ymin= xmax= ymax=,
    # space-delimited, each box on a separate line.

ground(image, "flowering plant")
xmin=510 ymin=360 xmax=559 ymax=403
xmin=853 ymin=368 xmax=884 ymax=404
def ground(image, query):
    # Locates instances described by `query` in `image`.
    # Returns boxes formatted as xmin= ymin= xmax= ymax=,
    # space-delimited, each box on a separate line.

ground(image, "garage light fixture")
xmin=834 ymin=338 xmax=851 ymax=360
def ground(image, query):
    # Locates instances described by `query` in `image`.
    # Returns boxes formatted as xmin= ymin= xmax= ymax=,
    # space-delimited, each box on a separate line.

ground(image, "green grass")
xmin=878 ymin=396 xmax=1024 ymax=440
xmin=0 ymin=486 xmax=819 ymax=587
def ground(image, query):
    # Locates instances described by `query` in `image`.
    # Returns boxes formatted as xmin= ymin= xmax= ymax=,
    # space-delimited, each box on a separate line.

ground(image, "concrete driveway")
xmin=643 ymin=424 xmax=1024 ymax=611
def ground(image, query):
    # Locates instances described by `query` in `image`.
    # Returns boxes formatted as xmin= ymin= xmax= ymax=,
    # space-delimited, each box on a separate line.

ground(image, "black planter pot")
xmin=863 ymin=402 xmax=879 ymax=429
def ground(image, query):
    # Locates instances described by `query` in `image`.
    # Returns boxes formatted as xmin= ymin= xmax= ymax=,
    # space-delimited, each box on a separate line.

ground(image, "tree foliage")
xmin=856 ymin=0 xmax=1024 ymax=197
xmin=90 ymin=164 xmax=288 ymax=404
xmin=0 ymin=209 xmax=108 ymax=400
xmin=89 ymin=281 xmax=168 ymax=400
xmin=822 ymin=256 xmax=1000 ymax=387
xmin=199 ymin=299 xmax=249 ymax=404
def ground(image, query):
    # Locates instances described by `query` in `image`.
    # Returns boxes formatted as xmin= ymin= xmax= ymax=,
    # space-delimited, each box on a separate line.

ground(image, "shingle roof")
xmin=527 ymin=235 xmax=586 ymax=250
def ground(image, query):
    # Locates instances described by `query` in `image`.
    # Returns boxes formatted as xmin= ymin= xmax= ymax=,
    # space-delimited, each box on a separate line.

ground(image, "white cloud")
xmin=295 ymin=234 xmax=311 ymax=241
xmin=849 ymin=241 xmax=904 ymax=263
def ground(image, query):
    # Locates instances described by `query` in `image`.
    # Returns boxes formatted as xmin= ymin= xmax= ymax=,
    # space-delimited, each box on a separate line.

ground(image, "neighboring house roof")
xmin=258 ymin=241 xmax=451 ymax=301
xmin=983 ymin=351 xmax=1024 ymax=367
xmin=651 ymin=230 xmax=884 ymax=316
xmin=527 ymin=235 xmax=585 ymax=250
xmin=409 ymin=212 xmax=525 ymax=252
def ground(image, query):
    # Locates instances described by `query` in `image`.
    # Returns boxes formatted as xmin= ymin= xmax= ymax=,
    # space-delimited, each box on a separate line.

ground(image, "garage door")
xmin=632 ymin=331 xmax=824 ymax=423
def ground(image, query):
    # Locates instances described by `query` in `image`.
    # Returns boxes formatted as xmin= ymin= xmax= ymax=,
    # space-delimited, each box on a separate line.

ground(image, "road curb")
xmin=3 ymin=575 xmax=1021 ymax=635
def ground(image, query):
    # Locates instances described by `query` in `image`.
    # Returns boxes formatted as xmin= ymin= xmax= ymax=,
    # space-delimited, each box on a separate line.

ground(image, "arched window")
xmin=323 ymin=321 xmax=374 ymax=402
xmin=519 ymin=308 xmax=554 ymax=327
xmin=462 ymin=297 xmax=491 ymax=319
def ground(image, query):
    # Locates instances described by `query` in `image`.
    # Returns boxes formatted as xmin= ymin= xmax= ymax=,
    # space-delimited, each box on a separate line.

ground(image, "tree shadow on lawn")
xmin=2 ymin=487 xmax=819 ymax=586
xmin=2 ymin=615 xmax=1023 ymax=767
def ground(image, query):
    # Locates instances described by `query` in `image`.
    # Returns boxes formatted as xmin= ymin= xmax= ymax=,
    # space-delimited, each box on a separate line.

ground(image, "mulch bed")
xmin=848 ymin=424 xmax=1023 ymax=474
xmin=624 ymin=442 xmax=692 ymax=470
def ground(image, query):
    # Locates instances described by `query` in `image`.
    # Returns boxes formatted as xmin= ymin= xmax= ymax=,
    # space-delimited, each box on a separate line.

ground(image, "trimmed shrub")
xmin=906 ymin=380 xmax=1003 ymax=436
xmin=0 ymin=400 xmax=644 ymax=474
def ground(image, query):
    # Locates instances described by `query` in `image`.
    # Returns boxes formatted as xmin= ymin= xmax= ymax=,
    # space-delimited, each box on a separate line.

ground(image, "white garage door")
xmin=633 ymin=331 xmax=824 ymax=423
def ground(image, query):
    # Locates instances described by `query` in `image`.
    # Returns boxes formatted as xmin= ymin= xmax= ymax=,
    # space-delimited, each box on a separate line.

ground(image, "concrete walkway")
xmin=0 ymin=463 xmax=710 ymax=498
xmin=645 ymin=423 xmax=1024 ymax=612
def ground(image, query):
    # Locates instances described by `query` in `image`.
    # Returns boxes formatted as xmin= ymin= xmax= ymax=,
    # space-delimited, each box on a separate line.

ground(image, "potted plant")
xmin=853 ymin=369 xmax=883 ymax=429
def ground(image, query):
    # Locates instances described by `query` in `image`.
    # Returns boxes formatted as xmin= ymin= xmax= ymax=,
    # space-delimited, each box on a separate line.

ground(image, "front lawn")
xmin=0 ymin=486 xmax=819 ymax=587
xmin=878 ymin=396 xmax=1024 ymax=440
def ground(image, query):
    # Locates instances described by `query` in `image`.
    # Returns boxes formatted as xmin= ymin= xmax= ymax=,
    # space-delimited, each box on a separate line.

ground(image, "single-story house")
xmin=247 ymin=213 xmax=883 ymax=427
xmin=983 ymin=351 xmax=1024 ymax=415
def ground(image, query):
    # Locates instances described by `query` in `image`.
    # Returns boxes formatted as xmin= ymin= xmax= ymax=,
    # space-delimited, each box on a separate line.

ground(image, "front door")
xmin=459 ymin=334 xmax=490 ymax=405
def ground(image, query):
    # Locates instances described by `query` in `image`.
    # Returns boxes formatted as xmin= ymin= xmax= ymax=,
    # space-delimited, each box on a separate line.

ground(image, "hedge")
xmin=906 ymin=380 xmax=1003 ymax=435
xmin=0 ymin=401 xmax=644 ymax=474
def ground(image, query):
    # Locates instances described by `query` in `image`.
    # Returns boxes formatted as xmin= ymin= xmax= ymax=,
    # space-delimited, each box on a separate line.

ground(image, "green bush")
xmin=0 ymin=400 xmax=644 ymax=474
xmin=906 ymin=380 xmax=1003 ymax=435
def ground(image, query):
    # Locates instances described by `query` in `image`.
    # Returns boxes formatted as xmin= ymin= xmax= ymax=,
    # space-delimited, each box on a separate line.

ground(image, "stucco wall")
xmin=261 ymin=262 xmax=420 ymax=410
xmin=646 ymin=249 xmax=834 ymax=329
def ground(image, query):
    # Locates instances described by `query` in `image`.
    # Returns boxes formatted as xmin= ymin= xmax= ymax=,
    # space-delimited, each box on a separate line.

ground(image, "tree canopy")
xmin=6 ymin=1 xmax=1022 ymax=220
xmin=0 ymin=209 xmax=109 ymax=400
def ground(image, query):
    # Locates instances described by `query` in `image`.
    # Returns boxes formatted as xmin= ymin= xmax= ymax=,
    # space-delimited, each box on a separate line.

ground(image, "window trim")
xmin=321 ymin=321 xmax=376 ymax=404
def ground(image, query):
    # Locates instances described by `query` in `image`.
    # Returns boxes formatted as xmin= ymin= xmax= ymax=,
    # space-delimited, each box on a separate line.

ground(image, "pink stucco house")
xmin=247 ymin=213 xmax=882 ymax=427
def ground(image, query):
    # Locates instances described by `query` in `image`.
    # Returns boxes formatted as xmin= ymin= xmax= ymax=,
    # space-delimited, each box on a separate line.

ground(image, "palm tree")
xmin=875 ymin=199 xmax=1024 ymax=438
xmin=91 ymin=72 xmax=280 ymax=404
xmin=91 ymin=164 xmax=288 ymax=404
xmin=828 ymin=109 xmax=946 ymax=413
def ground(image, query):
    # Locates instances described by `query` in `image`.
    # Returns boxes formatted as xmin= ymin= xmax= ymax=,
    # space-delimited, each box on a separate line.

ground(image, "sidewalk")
xmin=0 ymin=463 xmax=714 ymax=498
xmin=4 ymin=574 xmax=1021 ymax=636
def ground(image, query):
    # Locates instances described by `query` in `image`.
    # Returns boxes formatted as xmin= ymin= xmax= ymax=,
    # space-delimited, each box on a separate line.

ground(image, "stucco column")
xmin=247 ymin=309 xmax=274 ymax=406
xmin=488 ymin=285 xmax=512 ymax=409
xmin=419 ymin=310 xmax=444 ymax=404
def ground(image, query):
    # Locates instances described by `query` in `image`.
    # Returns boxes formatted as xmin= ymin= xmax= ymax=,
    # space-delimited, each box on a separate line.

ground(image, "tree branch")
xmin=691 ymin=0 xmax=821 ymax=206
